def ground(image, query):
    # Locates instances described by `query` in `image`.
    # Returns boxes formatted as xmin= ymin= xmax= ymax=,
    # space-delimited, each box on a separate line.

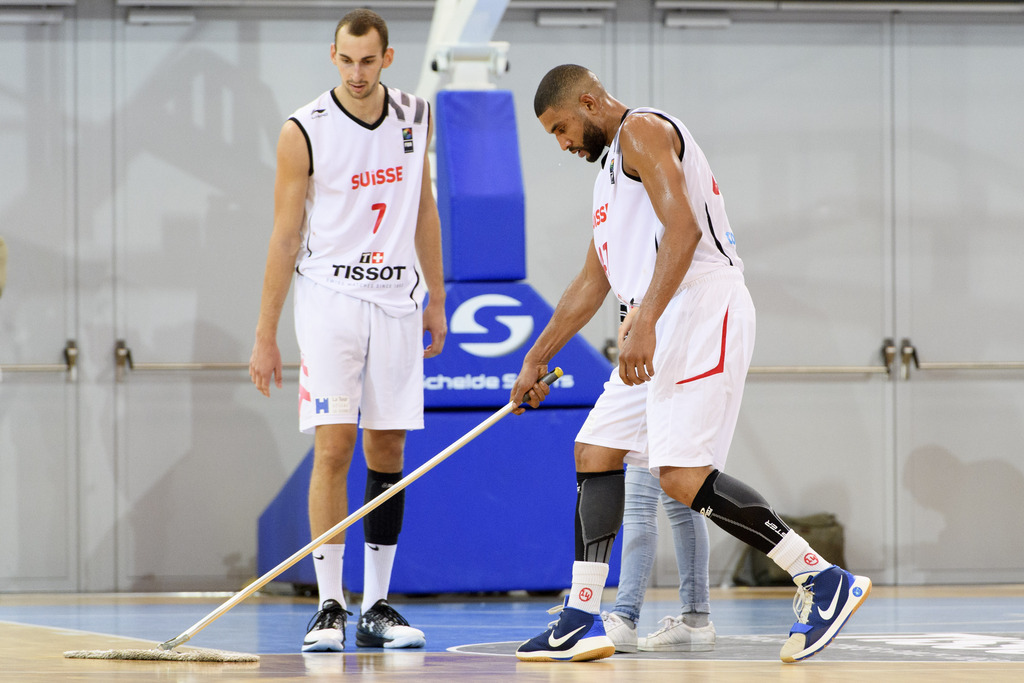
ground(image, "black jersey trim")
xmin=331 ymin=86 xmax=388 ymax=130
xmin=288 ymin=117 xmax=314 ymax=176
xmin=705 ymin=202 xmax=733 ymax=266
xmin=409 ymin=265 xmax=422 ymax=310
xmin=619 ymin=110 xmax=686 ymax=183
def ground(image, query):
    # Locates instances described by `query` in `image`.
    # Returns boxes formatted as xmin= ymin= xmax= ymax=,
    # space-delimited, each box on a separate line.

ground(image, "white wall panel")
xmin=0 ymin=18 xmax=78 ymax=590
xmin=894 ymin=17 xmax=1024 ymax=584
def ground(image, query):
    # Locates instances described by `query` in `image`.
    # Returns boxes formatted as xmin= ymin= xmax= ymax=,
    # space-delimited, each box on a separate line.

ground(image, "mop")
xmin=64 ymin=368 xmax=563 ymax=662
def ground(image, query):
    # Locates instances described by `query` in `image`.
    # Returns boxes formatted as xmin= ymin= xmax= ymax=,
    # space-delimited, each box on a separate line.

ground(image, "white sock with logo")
xmin=767 ymin=530 xmax=833 ymax=586
xmin=313 ymin=543 xmax=346 ymax=610
xmin=566 ymin=561 xmax=608 ymax=614
xmin=361 ymin=543 xmax=398 ymax=613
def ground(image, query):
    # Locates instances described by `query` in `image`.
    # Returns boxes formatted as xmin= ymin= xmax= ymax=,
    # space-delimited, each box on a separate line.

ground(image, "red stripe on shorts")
xmin=676 ymin=308 xmax=728 ymax=385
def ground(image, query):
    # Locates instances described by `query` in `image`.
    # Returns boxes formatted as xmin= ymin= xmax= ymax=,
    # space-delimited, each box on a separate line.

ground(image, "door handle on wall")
xmin=899 ymin=338 xmax=1024 ymax=379
xmin=900 ymin=339 xmax=918 ymax=381
xmin=0 ymin=339 xmax=78 ymax=382
xmin=115 ymin=339 xmax=298 ymax=382
xmin=114 ymin=339 xmax=132 ymax=383
xmin=748 ymin=338 xmax=896 ymax=378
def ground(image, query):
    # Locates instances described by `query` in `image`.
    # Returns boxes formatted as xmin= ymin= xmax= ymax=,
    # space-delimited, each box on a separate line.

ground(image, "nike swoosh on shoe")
xmin=548 ymin=625 xmax=587 ymax=648
xmin=817 ymin=574 xmax=844 ymax=620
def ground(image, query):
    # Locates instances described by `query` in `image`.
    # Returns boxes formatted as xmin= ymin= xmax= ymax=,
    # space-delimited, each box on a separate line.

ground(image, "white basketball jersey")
xmin=290 ymin=86 xmax=430 ymax=316
xmin=592 ymin=107 xmax=742 ymax=307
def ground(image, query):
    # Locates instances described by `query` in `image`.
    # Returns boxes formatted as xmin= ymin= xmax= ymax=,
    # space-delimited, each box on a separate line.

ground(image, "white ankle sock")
xmin=361 ymin=543 xmax=397 ymax=613
xmin=566 ymin=561 xmax=608 ymax=614
xmin=767 ymin=530 xmax=833 ymax=585
xmin=313 ymin=543 xmax=346 ymax=610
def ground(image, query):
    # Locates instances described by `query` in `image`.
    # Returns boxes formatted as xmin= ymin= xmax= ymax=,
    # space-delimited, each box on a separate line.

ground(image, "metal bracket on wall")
xmin=115 ymin=339 xmax=298 ymax=382
xmin=899 ymin=338 xmax=1024 ymax=380
xmin=0 ymin=339 xmax=78 ymax=382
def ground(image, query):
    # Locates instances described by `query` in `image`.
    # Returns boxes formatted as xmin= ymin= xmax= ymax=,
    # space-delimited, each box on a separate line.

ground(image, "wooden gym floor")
xmin=3 ymin=584 xmax=1024 ymax=681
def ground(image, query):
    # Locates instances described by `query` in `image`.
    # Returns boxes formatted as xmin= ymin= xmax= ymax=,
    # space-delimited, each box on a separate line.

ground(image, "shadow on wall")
xmin=122 ymin=320 xmax=296 ymax=592
xmin=903 ymin=444 xmax=1024 ymax=579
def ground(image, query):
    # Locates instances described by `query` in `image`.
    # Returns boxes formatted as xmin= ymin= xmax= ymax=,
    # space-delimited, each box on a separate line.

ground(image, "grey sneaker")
xmin=639 ymin=615 xmax=716 ymax=652
xmin=356 ymin=599 xmax=425 ymax=649
xmin=302 ymin=599 xmax=352 ymax=652
xmin=600 ymin=611 xmax=638 ymax=653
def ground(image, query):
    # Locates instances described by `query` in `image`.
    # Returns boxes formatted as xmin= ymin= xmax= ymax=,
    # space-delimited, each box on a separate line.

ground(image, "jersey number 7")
xmin=371 ymin=203 xmax=387 ymax=234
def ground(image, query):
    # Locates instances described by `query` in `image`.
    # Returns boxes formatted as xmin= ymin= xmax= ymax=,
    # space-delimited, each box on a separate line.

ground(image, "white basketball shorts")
xmin=576 ymin=269 xmax=755 ymax=475
xmin=294 ymin=275 xmax=424 ymax=434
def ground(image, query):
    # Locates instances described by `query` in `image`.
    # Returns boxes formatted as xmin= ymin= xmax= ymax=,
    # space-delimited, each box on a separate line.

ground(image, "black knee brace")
xmin=364 ymin=469 xmax=404 ymax=545
xmin=690 ymin=469 xmax=789 ymax=555
xmin=575 ymin=470 xmax=625 ymax=564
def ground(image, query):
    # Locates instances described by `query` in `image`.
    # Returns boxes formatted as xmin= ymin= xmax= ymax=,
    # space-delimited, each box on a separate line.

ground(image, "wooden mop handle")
xmin=160 ymin=367 xmax=564 ymax=650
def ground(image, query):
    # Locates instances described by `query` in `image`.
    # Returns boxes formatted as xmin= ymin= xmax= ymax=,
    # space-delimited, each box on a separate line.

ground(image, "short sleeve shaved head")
xmin=534 ymin=64 xmax=602 ymax=117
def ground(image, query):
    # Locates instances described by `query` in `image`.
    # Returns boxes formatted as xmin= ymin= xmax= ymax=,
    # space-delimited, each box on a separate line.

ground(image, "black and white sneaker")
xmin=302 ymin=599 xmax=352 ymax=652
xmin=356 ymin=599 xmax=426 ymax=648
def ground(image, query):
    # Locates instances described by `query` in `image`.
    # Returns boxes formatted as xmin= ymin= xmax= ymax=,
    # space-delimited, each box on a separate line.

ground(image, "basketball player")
xmin=249 ymin=9 xmax=446 ymax=652
xmin=510 ymin=64 xmax=870 ymax=663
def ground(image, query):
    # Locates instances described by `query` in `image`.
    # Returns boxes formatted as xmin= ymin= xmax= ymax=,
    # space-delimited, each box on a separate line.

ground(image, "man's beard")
xmin=580 ymin=119 xmax=606 ymax=163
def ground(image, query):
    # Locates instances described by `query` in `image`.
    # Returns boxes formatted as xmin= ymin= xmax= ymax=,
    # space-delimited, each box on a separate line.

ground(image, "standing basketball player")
xmin=249 ymin=9 xmax=446 ymax=652
xmin=511 ymin=64 xmax=870 ymax=663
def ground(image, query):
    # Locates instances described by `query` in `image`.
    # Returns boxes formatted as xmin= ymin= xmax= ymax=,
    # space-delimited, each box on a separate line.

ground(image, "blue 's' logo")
xmin=450 ymin=294 xmax=534 ymax=358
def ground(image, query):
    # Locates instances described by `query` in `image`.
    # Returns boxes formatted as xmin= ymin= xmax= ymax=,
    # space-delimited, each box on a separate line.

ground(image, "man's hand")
xmin=250 ymin=336 xmax=283 ymax=397
xmin=509 ymin=358 xmax=552 ymax=415
xmin=618 ymin=309 xmax=656 ymax=386
xmin=618 ymin=304 xmax=639 ymax=350
xmin=422 ymin=297 xmax=447 ymax=359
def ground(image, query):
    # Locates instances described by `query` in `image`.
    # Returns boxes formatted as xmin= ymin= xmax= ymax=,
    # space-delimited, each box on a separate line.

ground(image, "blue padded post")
xmin=435 ymin=90 xmax=526 ymax=282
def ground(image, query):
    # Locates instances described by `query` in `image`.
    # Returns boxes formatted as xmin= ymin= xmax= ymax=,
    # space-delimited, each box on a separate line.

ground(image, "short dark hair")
xmin=534 ymin=64 xmax=594 ymax=117
xmin=335 ymin=8 xmax=389 ymax=52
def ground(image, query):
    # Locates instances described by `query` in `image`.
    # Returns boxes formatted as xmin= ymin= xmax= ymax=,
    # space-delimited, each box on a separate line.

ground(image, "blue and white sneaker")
xmin=780 ymin=566 xmax=871 ymax=662
xmin=516 ymin=601 xmax=615 ymax=662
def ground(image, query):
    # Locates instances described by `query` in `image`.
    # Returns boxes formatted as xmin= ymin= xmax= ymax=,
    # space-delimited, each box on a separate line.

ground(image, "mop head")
xmin=63 ymin=647 xmax=259 ymax=662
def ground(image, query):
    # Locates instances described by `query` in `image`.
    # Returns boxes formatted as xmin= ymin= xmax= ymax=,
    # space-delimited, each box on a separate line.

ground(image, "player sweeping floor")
xmin=509 ymin=64 xmax=870 ymax=664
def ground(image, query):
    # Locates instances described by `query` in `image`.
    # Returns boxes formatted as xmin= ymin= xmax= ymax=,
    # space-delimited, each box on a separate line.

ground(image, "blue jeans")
xmin=612 ymin=465 xmax=711 ymax=623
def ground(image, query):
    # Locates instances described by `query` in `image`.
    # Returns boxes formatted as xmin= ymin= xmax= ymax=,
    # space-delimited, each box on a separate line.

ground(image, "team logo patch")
xmin=402 ymin=127 xmax=414 ymax=153
xmin=359 ymin=251 xmax=385 ymax=264
xmin=313 ymin=395 xmax=350 ymax=415
xmin=608 ymin=157 xmax=616 ymax=184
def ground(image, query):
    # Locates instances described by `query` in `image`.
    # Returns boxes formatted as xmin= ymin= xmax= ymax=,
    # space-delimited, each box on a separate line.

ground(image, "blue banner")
xmin=424 ymin=282 xmax=610 ymax=408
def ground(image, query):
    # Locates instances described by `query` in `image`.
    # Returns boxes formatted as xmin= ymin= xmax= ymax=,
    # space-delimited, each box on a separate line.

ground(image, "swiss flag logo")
xmin=371 ymin=252 xmax=384 ymax=264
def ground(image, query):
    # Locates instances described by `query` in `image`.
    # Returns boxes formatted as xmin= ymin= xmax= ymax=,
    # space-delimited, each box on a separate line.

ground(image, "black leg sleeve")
xmin=364 ymin=469 xmax=404 ymax=545
xmin=691 ymin=470 xmax=789 ymax=555
xmin=575 ymin=470 xmax=626 ymax=563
